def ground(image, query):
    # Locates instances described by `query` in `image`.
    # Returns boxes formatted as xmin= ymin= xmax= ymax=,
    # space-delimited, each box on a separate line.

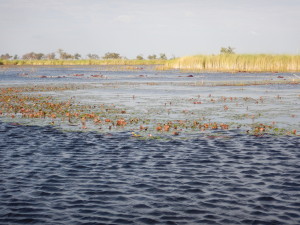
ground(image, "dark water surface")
xmin=1 ymin=122 xmax=300 ymax=224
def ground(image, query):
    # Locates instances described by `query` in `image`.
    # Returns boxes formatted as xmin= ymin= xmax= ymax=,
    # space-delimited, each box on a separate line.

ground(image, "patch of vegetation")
xmin=162 ymin=54 xmax=300 ymax=72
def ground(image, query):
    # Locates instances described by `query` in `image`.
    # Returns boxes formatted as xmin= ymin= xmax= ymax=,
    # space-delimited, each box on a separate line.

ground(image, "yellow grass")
xmin=2 ymin=54 xmax=300 ymax=72
xmin=161 ymin=54 xmax=300 ymax=72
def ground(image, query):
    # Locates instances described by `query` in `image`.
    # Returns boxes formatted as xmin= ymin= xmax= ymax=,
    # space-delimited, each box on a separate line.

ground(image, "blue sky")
xmin=1 ymin=0 xmax=300 ymax=58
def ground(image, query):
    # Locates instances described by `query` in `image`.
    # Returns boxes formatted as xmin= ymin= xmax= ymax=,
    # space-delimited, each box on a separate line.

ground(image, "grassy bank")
xmin=1 ymin=54 xmax=300 ymax=73
xmin=161 ymin=54 xmax=300 ymax=72
xmin=0 ymin=59 xmax=166 ymax=66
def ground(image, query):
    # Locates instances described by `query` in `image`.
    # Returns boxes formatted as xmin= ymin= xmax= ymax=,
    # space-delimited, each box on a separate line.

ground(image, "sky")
xmin=0 ymin=0 xmax=300 ymax=59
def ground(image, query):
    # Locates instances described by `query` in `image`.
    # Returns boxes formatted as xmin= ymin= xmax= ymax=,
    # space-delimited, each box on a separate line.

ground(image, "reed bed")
xmin=0 ymin=59 xmax=166 ymax=66
xmin=2 ymin=54 xmax=300 ymax=73
xmin=162 ymin=54 xmax=300 ymax=72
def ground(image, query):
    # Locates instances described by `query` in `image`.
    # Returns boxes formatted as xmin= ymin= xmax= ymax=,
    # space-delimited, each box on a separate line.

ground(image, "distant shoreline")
xmin=0 ymin=59 xmax=166 ymax=66
xmin=1 ymin=54 xmax=300 ymax=72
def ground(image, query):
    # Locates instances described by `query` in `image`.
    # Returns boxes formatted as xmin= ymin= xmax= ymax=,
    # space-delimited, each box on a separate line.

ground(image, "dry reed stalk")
xmin=162 ymin=54 xmax=300 ymax=72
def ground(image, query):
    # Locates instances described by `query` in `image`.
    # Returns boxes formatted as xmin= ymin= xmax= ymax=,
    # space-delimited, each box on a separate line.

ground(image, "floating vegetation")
xmin=0 ymin=83 xmax=299 ymax=138
xmin=0 ymin=64 xmax=299 ymax=138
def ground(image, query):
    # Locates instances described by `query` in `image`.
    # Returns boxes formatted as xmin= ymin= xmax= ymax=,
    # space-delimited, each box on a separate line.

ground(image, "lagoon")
xmin=0 ymin=66 xmax=300 ymax=224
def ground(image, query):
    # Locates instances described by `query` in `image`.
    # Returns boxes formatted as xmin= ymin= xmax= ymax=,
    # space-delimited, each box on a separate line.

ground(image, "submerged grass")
xmin=161 ymin=54 xmax=300 ymax=72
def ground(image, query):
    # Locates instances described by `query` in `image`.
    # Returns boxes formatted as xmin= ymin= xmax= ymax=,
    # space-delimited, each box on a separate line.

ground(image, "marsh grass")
xmin=162 ymin=54 xmax=300 ymax=72
xmin=2 ymin=54 xmax=300 ymax=73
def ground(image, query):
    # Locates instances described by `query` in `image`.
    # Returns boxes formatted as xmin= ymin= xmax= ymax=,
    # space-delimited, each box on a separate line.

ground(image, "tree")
xmin=148 ymin=54 xmax=157 ymax=60
xmin=45 ymin=52 xmax=56 ymax=60
xmin=136 ymin=54 xmax=144 ymax=60
xmin=102 ymin=52 xmax=121 ymax=59
xmin=35 ymin=53 xmax=44 ymax=60
xmin=57 ymin=49 xmax=64 ymax=59
xmin=57 ymin=49 xmax=73 ymax=60
xmin=22 ymin=52 xmax=44 ymax=60
xmin=74 ymin=53 xmax=81 ymax=60
xmin=87 ymin=53 xmax=99 ymax=59
xmin=0 ymin=53 xmax=12 ymax=60
xmin=22 ymin=53 xmax=30 ymax=60
xmin=159 ymin=53 xmax=167 ymax=60
xmin=220 ymin=46 xmax=235 ymax=54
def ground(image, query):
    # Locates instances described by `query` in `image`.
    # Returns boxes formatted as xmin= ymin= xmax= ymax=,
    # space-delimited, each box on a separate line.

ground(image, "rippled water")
xmin=1 ymin=121 xmax=300 ymax=224
xmin=1 ymin=66 xmax=300 ymax=224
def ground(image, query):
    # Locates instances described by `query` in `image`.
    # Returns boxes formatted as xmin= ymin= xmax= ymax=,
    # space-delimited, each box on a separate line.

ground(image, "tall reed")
xmin=162 ymin=54 xmax=300 ymax=72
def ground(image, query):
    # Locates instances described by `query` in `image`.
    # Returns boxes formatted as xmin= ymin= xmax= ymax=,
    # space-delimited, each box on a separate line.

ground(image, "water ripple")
xmin=0 ymin=122 xmax=299 ymax=224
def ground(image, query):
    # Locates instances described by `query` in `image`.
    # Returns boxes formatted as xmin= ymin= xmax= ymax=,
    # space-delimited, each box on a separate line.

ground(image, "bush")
xmin=103 ymin=52 xmax=121 ymax=59
xmin=220 ymin=46 xmax=235 ymax=54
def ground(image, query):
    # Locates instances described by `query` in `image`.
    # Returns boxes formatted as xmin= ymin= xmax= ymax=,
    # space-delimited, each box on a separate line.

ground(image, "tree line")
xmin=1 ymin=47 xmax=235 ymax=61
xmin=0 ymin=49 xmax=170 ymax=60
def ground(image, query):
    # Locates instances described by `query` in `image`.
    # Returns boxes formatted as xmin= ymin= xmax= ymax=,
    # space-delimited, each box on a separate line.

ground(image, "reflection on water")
xmin=0 ymin=122 xmax=299 ymax=224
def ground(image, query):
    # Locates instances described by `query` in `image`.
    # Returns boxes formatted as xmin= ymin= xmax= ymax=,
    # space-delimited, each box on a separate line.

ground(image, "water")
xmin=0 ymin=122 xmax=299 ymax=224
xmin=0 ymin=65 xmax=296 ymax=84
xmin=1 ymin=66 xmax=300 ymax=224
xmin=1 ymin=66 xmax=299 ymax=131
